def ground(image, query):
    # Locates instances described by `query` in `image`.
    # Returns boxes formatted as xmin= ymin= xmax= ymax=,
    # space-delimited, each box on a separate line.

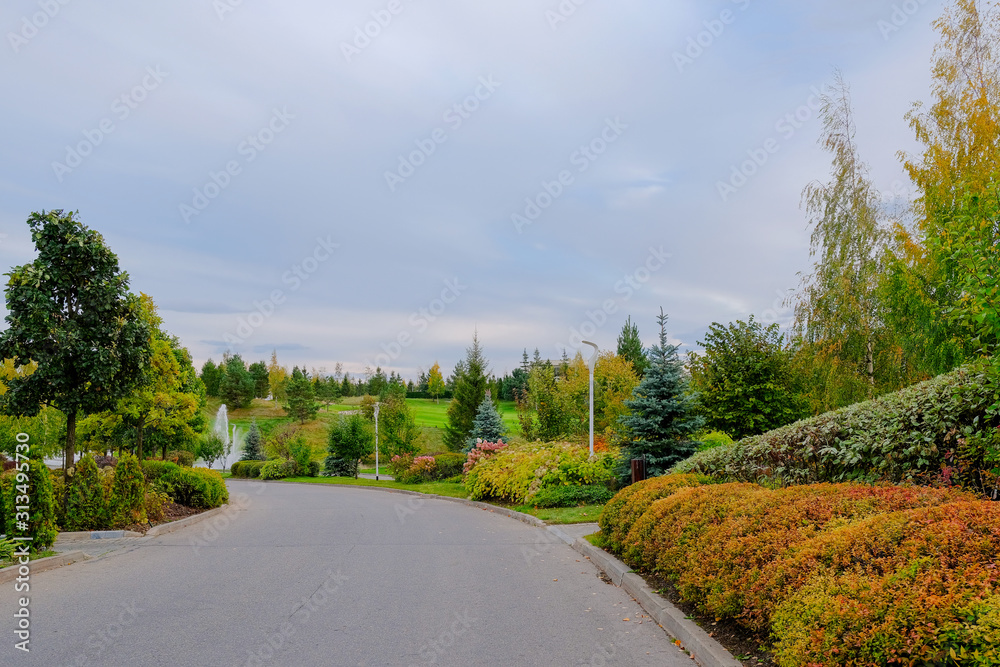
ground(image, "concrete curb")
xmin=145 ymin=504 xmax=232 ymax=538
xmin=569 ymin=538 xmax=743 ymax=667
xmin=0 ymin=550 xmax=90 ymax=584
xmin=254 ymin=479 xmax=742 ymax=667
xmin=56 ymin=530 xmax=144 ymax=541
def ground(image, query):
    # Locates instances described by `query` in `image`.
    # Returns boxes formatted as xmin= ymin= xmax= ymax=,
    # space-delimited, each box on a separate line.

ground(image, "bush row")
xmin=673 ymin=363 xmax=996 ymax=488
xmin=600 ymin=475 xmax=1000 ymax=665
xmin=231 ymin=459 xmax=320 ymax=480
xmin=526 ymin=484 xmax=616 ymax=508
xmin=464 ymin=442 xmax=617 ymax=504
xmin=388 ymin=453 xmax=466 ymax=484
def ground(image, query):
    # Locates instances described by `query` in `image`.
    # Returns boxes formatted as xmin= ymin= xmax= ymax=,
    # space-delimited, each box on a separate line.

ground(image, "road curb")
xmin=0 ymin=550 xmax=90 ymax=584
xmin=145 ymin=504 xmax=232 ymax=538
xmin=569 ymin=538 xmax=742 ymax=667
xmin=253 ymin=479 xmax=741 ymax=666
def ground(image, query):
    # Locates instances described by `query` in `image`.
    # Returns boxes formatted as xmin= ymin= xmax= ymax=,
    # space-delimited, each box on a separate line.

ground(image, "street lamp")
xmin=374 ymin=402 xmax=381 ymax=481
xmin=581 ymin=340 xmax=599 ymax=456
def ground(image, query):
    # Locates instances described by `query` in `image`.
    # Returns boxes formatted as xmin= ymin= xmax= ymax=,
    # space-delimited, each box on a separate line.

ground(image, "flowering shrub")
xmin=463 ymin=441 xmax=508 ymax=475
xmin=465 ymin=441 xmax=617 ymax=504
xmin=599 ymin=476 xmax=1000 ymax=665
xmin=389 ymin=454 xmax=414 ymax=479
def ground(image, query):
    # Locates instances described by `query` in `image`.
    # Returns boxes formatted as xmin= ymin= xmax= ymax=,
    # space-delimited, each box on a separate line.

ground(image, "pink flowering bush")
xmin=463 ymin=441 xmax=508 ymax=475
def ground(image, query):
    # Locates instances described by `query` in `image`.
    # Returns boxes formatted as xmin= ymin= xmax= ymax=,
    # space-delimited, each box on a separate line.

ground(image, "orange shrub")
xmin=771 ymin=501 xmax=1000 ymax=665
xmin=598 ymin=474 xmax=703 ymax=553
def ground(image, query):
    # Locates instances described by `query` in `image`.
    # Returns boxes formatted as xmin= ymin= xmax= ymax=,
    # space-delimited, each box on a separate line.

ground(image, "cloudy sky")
xmin=0 ymin=0 xmax=938 ymax=380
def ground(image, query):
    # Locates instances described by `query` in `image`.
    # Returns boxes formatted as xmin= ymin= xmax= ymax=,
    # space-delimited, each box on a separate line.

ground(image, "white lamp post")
xmin=581 ymin=340 xmax=599 ymax=456
xmin=374 ymin=402 xmax=381 ymax=481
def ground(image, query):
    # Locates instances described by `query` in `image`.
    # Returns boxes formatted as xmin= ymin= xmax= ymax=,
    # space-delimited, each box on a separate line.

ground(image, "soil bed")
xmin=125 ymin=502 xmax=203 ymax=534
xmin=637 ymin=569 xmax=776 ymax=666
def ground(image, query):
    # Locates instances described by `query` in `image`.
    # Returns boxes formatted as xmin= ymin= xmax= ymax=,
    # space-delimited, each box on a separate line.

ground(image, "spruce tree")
xmin=285 ymin=367 xmax=319 ymax=424
xmin=444 ymin=333 xmax=491 ymax=452
xmin=464 ymin=390 xmax=507 ymax=452
xmin=200 ymin=359 xmax=221 ymax=396
xmin=240 ymin=418 xmax=265 ymax=461
xmin=618 ymin=309 xmax=703 ymax=479
xmin=617 ymin=316 xmax=648 ymax=378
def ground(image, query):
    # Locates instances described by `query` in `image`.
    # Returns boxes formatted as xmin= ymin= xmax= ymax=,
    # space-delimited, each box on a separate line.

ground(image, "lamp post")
xmin=581 ymin=340 xmax=599 ymax=456
xmin=374 ymin=402 xmax=381 ymax=481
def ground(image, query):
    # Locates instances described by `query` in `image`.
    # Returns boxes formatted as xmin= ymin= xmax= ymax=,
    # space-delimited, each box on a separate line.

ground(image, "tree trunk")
xmin=64 ymin=410 xmax=76 ymax=473
xmin=136 ymin=414 xmax=145 ymax=461
xmin=866 ymin=338 xmax=875 ymax=395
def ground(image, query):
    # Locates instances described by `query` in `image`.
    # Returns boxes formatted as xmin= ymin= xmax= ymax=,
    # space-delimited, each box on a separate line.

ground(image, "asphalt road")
xmin=1 ymin=481 xmax=692 ymax=666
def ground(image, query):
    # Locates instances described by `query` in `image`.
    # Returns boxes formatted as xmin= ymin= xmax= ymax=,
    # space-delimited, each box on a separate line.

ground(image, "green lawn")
xmin=280 ymin=476 xmax=470 ymax=498
xmin=514 ymin=504 xmax=605 ymax=524
xmin=406 ymin=398 xmax=519 ymax=432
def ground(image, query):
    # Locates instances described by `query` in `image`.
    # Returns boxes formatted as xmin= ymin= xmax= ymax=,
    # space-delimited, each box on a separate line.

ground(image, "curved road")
xmin=2 ymin=481 xmax=690 ymax=666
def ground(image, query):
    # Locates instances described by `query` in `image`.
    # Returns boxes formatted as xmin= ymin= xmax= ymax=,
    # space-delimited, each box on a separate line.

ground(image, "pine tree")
xmin=444 ymin=333 xmax=491 ymax=452
xmin=618 ymin=309 xmax=703 ymax=478
xmin=617 ymin=316 xmax=648 ymax=377
xmin=241 ymin=418 xmax=265 ymax=461
xmin=285 ymin=366 xmax=319 ymax=424
xmin=464 ymin=390 xmax=507 ymax=452
xmin=200 ymin=359 xmax=222 ymax=396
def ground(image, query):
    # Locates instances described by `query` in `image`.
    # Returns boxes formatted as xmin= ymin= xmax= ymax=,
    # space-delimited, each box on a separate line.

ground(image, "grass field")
xmin=202 ymin=395 xmax=521 ymax=463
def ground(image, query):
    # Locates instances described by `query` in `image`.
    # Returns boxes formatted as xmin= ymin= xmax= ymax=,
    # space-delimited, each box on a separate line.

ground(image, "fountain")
xmin=212 ymin=404 xmax=245 ymax=471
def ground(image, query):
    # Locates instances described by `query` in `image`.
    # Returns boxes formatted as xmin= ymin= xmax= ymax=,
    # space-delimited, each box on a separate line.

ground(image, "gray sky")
xmin=0 ymin=0 xmax=939 ymax=380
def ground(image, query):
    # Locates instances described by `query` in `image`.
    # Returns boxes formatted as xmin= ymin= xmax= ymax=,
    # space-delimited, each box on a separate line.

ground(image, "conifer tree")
xmin=444 ymin=333 xmax=492 ymax=452
xmin=285 ymin=366 xmax=319 ymax=424
xmin=464 ymin=390 xmax=507 ymax=452
xmin=240 ymin=418 xmax=265 ymax=461
xmin=617 ymin=316 xmax=648 ymax=377
xmin=618 ymin=310 xmax=703 ymax=479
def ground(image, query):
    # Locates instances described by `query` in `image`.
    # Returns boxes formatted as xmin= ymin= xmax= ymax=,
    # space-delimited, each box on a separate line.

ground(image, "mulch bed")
xmin=629 ymin=568 xmax=776 ymax=666
xmin=124 ymin=502 xmax=203 ymax=534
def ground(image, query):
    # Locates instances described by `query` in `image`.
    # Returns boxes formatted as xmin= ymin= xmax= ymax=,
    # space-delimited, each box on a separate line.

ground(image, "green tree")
xmin=267 ymin=350 xmax=288 ymax=407
xmin=240 ymin=417 xmax=265 ymax=461
xmin=219 ymin=354 xmax=255 ymax=409
xmin=198 ymin=431 xmax=226 ymax=469
xmin=325 ymin=414 xmax=375 ymax=478
xmin=428 ymin=361 xmax=446 ymax=403
xmin=340 ymin=373 xmax=354 ymax=398
xmin=792 ymin=72 xmax=903 ymax=411
xmin=377 ymin=392 xmax=419 ymax=457
xmin=200 ymin=359 xmax=222 ymax=397
xmin=285 ymin=366 xmax=318 ymax=423
xmin=249 ymin=361 xmax=269 ymax=399
xmin=109 ymin=452 xmax=146 ymax=527
xmin=617 ymin=316 xmax=648 ymax=377
xmin=464 ymin=390 xmax=507 ymax=451
xmin=688 ymin=316 xmax=807 ymax=440
xmin=618 ymin=310 xmax=703 ymax=478
xmin=443 ymin=333 xmax=492 ymax=452
xmin=0 ymin=210 xmax=151 ymax=471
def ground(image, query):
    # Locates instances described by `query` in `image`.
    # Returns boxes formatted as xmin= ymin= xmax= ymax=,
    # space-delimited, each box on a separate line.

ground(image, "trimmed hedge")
xmin=465 ymin=442 xmax=618 ymax=504
xmin=527 ymin=484 xmax=615 ymax=508
xmin=673 ymin=363 xmax=995 ymax=487
xmin=260 ymin=460 xmax=299 ymax=480
xmin=598 ymin=473 xmax=704 ymax=553
xmin=600 ymin=476 xmax=998 ymax=666
xmin=230 ymin=460 xmax=267 ymax=479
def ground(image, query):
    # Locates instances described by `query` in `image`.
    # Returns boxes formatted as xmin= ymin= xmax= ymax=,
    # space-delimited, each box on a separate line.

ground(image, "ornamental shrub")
xmin=307 ymin=461 xmax=320 ymax=477
xmin=527 ymin=484 xmax=615 ymax=508
xmin=159 ymin=467 xmax=228 ymax=509
xmin=259 ymin=459 xmax=298 ymax=480
xmin=142 ymin=460 xmax=181 ymax=486
xmin=598 ymin=473 xmax=704 ymax=553
xmin=462 ymin=441 xmax=508 ymax=475
xmin=465 ymin=442 xmax=617 ymax=504
xmin=230 ymin=460 xmax=266 ymax=479
xmin=388 ymin=454 xmax=413 ymax=480
xmin=167 ymin=450 xmax=195 ymax=467
xmin=397 ymin=456 xmax=437 ymax=484
xmin=598 ymin=476 xmax=998 ymax=666
xmin=64 ymin=455 xmax=106 ymax=531
xmin=8 ymin=458 xmax=58 ymax=550
xmin=433 ymin=453 xmax=466 ymax=479
xmin=109 ymin=453 xmax=147 ymax=528
xmin=674 ymin=362 xmax=997 ymax=489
